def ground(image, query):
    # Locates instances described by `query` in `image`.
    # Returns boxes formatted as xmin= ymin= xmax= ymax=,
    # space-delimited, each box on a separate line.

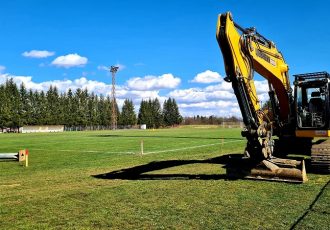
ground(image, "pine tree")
xmin=39 ymin=91 xmax=48 ymax=125
xmin=163 ymin=98 xmax=182 ymax=126
xmin=18 ymin=83 xmax=29 ymax=127
xmin=93 ymin=94 xmax=100 ymax=126
xmin=1 ymin=80 xmax=175 ymax=130
xmin=171 ymin=98 xmax=183 ymax=125
xmin=146 ymin=99 xmax=154 ymax=128
xmin=138 ymin=100 xmax=147 ymax=126
xmin=45 ymin=85 xmax=61 ymax=125
xmin=64 ymin=88 xmax=74 ymax=126
xmin=27 ymin=89 xmax=36 ymax=125
xmin=0 ymin=85 xmax=8 ymax=130
xmin=162 ymin=99 xmax=171 ymax=126
xmin=120 ymin=99 xmax=137 ymax=126
xmin=87 ymin=92 xmax=98 ymax=128
xmin=105 ymin=96 xmax=112 ymax=127
xmin=75 ymin=88 xmax=88 ymax=127
xmin=45 ymin=86 xmax=53 ymax=124
xmin=52 ymin=86 xmax=61 ymax=125
xmin=5 ymin=79 xmax=20 ymax=129
xmin=31 ymin=90 xmax=41 ymax=125
xmin=151 ymin=98 xmax=163 ymax=128
xmin=98 ymin=95 xmax=106 ymax=126
xmin=57 ymin=92 xmax=66 ymax=125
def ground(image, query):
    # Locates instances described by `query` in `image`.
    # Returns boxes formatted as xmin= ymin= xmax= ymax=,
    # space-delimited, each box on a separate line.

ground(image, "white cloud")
xmin=180 ymin=101 xmax=237 ymax=109
xmin=0 ymin=73 xmax=39 ymax=90
xmin=51 ymin=53 xmax=88 ymax=68
xmin=0 ymin=72 xmax=163 ymax=103
xmin=169 ymin=86 xmax=234 ymax=103
xmin=0 ymin=73 xmax=108 ymax=94
xmin=22 ymin=50 xmax=55 ymax=58
xmin=117 ymin=88 xmax=159 ymax=99
xmin=0 ymin=68 xmax=271 ymax=118
xmin=191 ymin=70 xmax=222 ymax=84
xmin=179 ymin=101 xmax=240 ymax=117
xmin=167 ymin=77 xmax=239 ymax=117
xmin=205 ymin=81 xmax=232 ymax=92
xmin=168 ymin=88 xmax=207 ymax=102
xmin=0 ymin=72 xmax=166 ymax=116
xmin=127 ymin=73 xmax=181 ymax=90
xmin=255 ymin=80 xmax=269 ymax=94
xmin=252 ymin=80 xmax=270 ymax=106
xmin=167 ymin=77 xmax=271 ymax=117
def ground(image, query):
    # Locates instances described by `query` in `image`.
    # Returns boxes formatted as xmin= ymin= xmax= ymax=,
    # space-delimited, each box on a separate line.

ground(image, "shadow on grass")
xmin=93 ymin=134 xmax=244 ymax=141
xmin=93 ymin=154 xmax=320 ymax=181
xmin=290 ymin=179 xmax=330 ymax=229
xmin=92 ymin=155 xmax=238 ymax=180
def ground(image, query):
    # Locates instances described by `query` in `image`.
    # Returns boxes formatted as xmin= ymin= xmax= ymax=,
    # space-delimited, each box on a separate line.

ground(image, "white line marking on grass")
xmin=32 ymin=148 xmax=137 ymax=155
xmin=31 ymin=139 xmax=245 ymax=155
xmin=95 ymin=151 xmax=136 ymax=154
xmin=32 ymin=148 xmax=136 ymax=154
xmin=142 ymin=139 xmax=244 ymax=155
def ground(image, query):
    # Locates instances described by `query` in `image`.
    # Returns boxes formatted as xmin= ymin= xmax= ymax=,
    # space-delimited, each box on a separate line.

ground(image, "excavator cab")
xmin=294 ymin=72 xmax=330 ymax=132
xmin=294 ymin=72 xmax=330 ymax=174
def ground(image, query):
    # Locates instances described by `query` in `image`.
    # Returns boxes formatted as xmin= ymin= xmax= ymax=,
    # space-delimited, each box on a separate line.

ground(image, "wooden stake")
xmin=140 ymin=140 xmax=144 ymax=156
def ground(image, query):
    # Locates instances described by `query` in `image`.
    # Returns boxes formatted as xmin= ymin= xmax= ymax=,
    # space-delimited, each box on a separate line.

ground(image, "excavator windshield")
xmin=294 ymin=72 xmax=330 ymax=129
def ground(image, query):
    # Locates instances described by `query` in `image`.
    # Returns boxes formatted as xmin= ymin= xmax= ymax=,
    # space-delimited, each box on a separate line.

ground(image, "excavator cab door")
xmin=294 ymin=72 xmax=330 ymax=130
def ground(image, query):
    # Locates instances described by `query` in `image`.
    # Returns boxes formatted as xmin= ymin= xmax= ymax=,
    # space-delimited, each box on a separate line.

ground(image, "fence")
xmin=64 ymin=125 xmax=140 ymax=131
xmin=1 ymin=123 xmax=244 ymax=134
xmin=20 ymin=125 xmax=64 ymax=133
xmin=220 ymin=122 xmax=244 ymax=128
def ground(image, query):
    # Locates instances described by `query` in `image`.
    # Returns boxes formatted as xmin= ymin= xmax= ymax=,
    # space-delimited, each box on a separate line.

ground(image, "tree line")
xmin=182 ymin=115 xmax=242 ymax=125
xmin=0 ymin=79 xmax=182 ymax=131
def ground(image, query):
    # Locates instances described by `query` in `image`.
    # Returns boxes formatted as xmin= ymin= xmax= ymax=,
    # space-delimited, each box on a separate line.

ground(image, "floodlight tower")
xmin=110 ymin=65 xmax=119 ymax=130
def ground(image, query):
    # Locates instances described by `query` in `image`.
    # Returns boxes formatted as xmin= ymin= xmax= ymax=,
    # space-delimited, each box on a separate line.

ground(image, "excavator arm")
xmin=216 ymin=12 xmax=293 ymax=159
xmin=216 ymin=12 xmax=307 ymax=182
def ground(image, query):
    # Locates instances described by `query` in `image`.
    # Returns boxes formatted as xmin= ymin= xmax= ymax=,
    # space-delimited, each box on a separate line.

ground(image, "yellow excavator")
xmin=216 ymin=12 xmax=330 ymax=183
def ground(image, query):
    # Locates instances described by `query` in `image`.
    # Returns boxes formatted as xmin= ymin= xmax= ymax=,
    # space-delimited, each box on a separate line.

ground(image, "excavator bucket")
xmin=226 ymin=156 xmax=307 ymax=183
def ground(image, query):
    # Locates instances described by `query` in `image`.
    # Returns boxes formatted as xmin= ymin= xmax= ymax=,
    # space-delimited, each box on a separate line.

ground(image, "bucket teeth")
xmin=226 ymin=157 xmax=308 ymax=183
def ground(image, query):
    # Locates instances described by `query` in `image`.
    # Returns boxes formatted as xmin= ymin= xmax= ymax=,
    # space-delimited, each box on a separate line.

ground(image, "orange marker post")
xmin=18 ymin=149 xmax=29 ymax=167
xmin=25 ymin=149 xmax=29 ymax=167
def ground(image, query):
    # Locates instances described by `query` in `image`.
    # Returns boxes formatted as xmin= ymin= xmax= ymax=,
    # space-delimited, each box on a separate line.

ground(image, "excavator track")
xmin=311 ymin=139 xmax=330 ymax=174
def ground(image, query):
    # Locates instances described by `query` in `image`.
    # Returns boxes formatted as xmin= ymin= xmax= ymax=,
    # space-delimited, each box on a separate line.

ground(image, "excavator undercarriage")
xmin=226 ymin=129 xmax=309 ymax=183
xmin=311 ymin=139 xmax=330 ymax=174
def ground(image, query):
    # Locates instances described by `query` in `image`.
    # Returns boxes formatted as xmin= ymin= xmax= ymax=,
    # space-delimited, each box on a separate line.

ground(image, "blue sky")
xmin=0 ymin=0 xmax=329 ymax=116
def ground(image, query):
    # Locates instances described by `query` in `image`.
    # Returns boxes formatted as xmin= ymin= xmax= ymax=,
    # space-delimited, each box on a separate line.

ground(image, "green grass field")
xmin=1 ymin=126 xmax=329 ymax=229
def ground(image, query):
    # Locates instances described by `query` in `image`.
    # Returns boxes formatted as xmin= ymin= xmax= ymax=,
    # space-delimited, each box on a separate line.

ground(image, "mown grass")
xmin=0 ymin=126 xmax=329 ymax=229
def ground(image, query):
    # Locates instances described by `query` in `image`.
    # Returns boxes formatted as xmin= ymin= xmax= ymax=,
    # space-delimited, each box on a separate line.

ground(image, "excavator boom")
xmin=216 ymin=13 xmax=292 ymax=130
xmin=216 ymin=12 xmax=308 ymax=182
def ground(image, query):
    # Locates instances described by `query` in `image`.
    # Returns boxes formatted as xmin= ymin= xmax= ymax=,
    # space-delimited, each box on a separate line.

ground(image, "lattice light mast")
xmin=110 ymin=66 xmax=119 ymax=130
